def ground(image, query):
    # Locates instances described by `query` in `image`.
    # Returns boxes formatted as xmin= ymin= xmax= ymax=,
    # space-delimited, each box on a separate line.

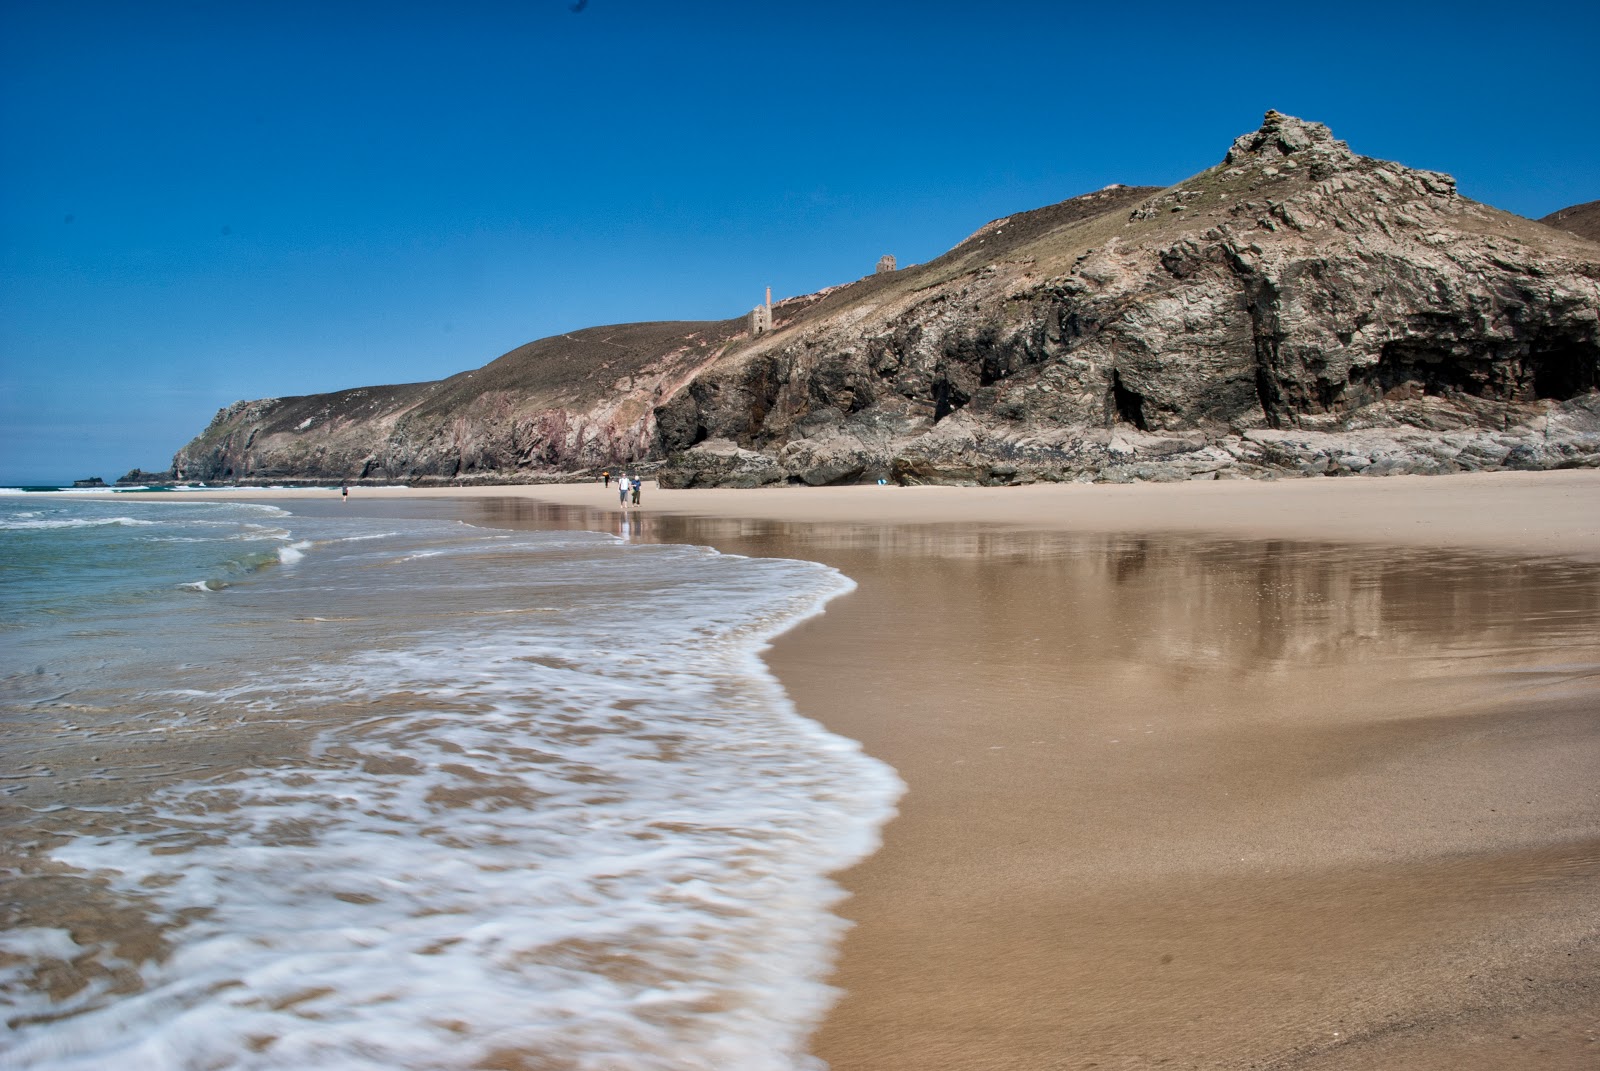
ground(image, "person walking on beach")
xmin=630 ymin=474 xmax=642 ymax=507
xmin=603 ymin=469 xmax=611 ymax=488
xmin=341 ymin=484 xmax=349 ymax=503
xmin=617 ymin=474 xmax=630 ymax=509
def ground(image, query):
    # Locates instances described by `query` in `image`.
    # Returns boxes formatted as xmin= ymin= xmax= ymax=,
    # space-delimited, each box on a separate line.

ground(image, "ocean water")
xmin=0 ymin=494 xmax=900 ymax=1070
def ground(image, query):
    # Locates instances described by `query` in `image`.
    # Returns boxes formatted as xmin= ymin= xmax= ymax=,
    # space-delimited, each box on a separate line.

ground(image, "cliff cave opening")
xmin=1351 ymin=343 xmax=1494 ymax=401
xmin=1531 ymin=346 xmax=1599 ymax=400
xmin=1254 ymin=366 xmax=1283 ymax=428
xmin=1350 ymin=341 xmax=1599 ymax=404
xmin=1111 ymin=370 xmax=1148 ymax=431
xmin=932 ymin=378 xmax=969 ymax=423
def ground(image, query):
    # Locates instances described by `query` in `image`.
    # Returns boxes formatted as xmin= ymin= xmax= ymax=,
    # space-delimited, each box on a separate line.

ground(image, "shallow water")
xmin=0 ymin=496 xmax=900 ymax=1070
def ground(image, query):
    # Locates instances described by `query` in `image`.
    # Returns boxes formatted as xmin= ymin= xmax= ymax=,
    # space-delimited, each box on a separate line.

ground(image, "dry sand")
xmin=166 ymin=471 xmax=1600 ymax=1067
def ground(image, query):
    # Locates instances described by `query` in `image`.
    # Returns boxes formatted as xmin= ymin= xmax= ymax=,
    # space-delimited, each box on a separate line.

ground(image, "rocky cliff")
xmin=174 ymin=112 xmax=1600 ymax=486
xmin=173 ymin=320 xmax=745 ymax=482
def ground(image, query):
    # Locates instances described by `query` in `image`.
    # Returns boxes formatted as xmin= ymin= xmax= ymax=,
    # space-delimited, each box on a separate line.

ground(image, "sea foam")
xmin=1 ymin=503 xmax=900 ymax=1070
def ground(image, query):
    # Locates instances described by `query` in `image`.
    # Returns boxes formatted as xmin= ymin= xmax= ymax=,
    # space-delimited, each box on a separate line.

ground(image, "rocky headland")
xmin=171 ymin=112 xmax=1600 ymax=487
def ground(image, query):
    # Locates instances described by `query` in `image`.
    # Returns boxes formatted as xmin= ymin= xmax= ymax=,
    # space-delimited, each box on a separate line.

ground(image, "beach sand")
xmin=169 ymin=471 xmax=1600 ymax=1068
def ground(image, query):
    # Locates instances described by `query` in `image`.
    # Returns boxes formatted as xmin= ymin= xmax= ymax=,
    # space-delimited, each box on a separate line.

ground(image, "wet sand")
xmin=168 ymin=472 xmax=1600 ymax=1067
xmin=756 ymin=534 xmax=1600 ymax=1071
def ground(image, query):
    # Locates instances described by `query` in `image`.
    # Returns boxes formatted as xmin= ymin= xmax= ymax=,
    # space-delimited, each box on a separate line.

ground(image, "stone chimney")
xmin=748 ymin=287 xmax=773 ymax=335
xmin=876 ymin=254 xmax=897 ymax=274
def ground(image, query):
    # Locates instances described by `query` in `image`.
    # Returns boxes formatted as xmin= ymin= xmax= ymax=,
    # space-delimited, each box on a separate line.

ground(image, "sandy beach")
xmin=159 ymin=471 xmax=1600 ymax=1068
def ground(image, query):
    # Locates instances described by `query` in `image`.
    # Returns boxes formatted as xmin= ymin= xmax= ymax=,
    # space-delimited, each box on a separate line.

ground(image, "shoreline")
xmin=79 ymin=472 xmax=1600 ymax=1067
xmin=100 ymin=468 xmax=1600 ymax=561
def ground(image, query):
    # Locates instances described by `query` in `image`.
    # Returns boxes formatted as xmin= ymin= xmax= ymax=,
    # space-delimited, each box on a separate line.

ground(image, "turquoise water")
xmin=0 ymin=494 xmax=899 ymax=1070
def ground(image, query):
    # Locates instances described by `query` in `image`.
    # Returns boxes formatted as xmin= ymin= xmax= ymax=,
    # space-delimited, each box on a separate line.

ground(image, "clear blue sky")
xmin=3 ymin=0 xmax=1596 ymax=483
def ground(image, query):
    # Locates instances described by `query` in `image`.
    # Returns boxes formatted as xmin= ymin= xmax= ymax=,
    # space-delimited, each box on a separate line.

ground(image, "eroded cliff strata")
xmin=174 ymin=112 xmax=1600 ymax=486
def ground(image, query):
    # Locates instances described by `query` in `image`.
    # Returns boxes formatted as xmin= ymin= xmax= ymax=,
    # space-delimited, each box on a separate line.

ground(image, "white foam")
xmin=392 ymin=549 xmax=446 ymax=562
xmin=274 ymin=540 xmax=312 ymax=565
xmin=0 ymin=927 xmax=82 ymax=961
xmin=0 ymin=516 xmax=158 ymax=530
xmin=6 ymin=530 xmax=902 ymax=1070
xmin=325 ymin=532 xmax=402 ymax=543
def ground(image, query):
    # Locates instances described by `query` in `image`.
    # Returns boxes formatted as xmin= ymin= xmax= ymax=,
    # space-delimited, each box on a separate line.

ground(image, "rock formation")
xmin=173 ymin=321 xmax=745 ymax=483
xmin=173 ymin=113 xmax=1600 ymax=486
xmin=116 ymin=469 xmax=175 ymax=486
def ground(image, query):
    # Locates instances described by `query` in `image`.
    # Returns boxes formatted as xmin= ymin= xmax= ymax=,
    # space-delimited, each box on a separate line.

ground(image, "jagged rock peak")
xmin=1224 ymin=109 xmax=1355 ymax=167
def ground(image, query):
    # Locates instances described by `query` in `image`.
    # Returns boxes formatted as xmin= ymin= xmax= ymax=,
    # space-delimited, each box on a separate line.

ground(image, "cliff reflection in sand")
xmin=456 ymin=495 xmax=1600 ymax=679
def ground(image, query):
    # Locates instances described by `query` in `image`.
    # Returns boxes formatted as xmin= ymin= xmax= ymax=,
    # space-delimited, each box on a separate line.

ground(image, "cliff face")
xmin=174 ymin=113 xmax=1600 ymax=486
xmin=654 ymin=112 xmax=1600 ymax=486
xmin=174 ymin=321 xmax=745 ymax=482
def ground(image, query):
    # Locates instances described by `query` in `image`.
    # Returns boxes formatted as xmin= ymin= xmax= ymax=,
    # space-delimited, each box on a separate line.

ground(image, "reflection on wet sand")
xmin=461 ymin=494 xmax=1599 ymax=672
xmin=347 ymin=495 xmax=1600 ymax=1069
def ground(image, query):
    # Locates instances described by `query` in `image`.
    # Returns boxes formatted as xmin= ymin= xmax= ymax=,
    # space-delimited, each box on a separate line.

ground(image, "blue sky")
xmin=3 ymin=0 xmax=1596 ymax=483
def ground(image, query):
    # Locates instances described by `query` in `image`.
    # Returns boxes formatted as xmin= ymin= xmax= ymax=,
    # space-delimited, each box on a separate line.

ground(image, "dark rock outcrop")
xmin=173 ymin=113 xmax=1600 ymax=486
xmin=116 ymin=469 xmax=175 ymax=486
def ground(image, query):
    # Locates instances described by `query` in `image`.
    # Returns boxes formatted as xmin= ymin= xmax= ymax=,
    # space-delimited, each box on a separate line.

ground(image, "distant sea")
xmin=0 ymin=492 xmax=899 ymax=1070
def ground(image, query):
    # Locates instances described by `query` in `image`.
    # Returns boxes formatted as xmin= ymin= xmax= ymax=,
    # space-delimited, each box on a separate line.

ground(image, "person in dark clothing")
xmin=630 ymin=475 xmax=642 ymax=506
